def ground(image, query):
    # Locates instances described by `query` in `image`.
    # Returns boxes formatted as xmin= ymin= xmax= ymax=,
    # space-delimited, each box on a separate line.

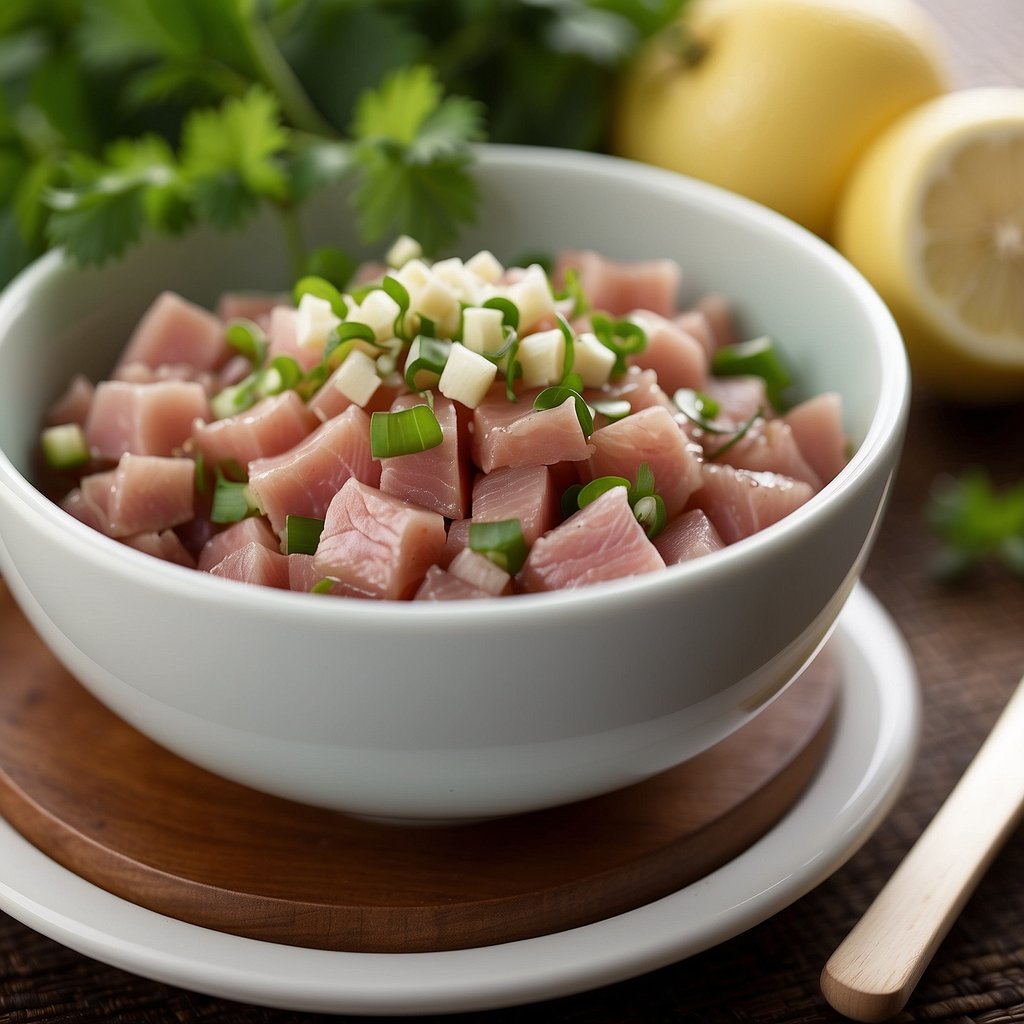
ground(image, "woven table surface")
xmin=2 ymin=2 xmax=1023 ymax=1021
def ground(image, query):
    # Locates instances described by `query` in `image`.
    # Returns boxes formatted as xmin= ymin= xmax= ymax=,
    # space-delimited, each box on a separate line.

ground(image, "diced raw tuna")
xmin=60 ymin=484 xmax=108 ymax=532
xmin=105 ymin=454 xmax=195 ymax=538
xmin=46 ymin=374 xmax=95 ymax=427
xmin=413 ymin=565 xmax=492 ymax=601
xmin=583 ymin=405 xmax=703 ymax=518
xmin=247 ymin=405 xmax=380 ymax=534
xmin=447 ymin=547 xmax=512 ymax=596
xmin=215 ymin=291 xmax=288 ymax=327
xmin=627 ymin=310 xmax=708 ymax=393
xmin=700 ymin=375 xmax=771 ymax=423
xmin=266 ymin=305 xmax=323 ymax=372
xmin=553 ymin=250 xmax=681 ymax=318
xmin=190 ymin=390 xmax=317 ymax=469
xmin=115 ymin=292 xmax=229 ymax=374
xmin=690 ymin=464 xmax=815 ymax=544
xmin=703 ymin=419 xmax=822 ymax=490
xmin=783 ymin=392 xmax=848 ymax=486
xmin=197 ymin=516 xmax=280 ymax=572
xmin=85 ymin=380 xmax=209 ymax=460
xmin=287 ymin=553 xmax=375 ymax=597
xmin=470 ymin=464 xmax=558 ymax=545
xmin=306 ymin=363 xmax=400 ymax=422
xmin=379 ymin=395 xmax=470 ymax=519
xmin=585 ymin=367 xmax=674 ymax=427
xmin=654 ymin=509 xmax=725 ymax=565
xmin=520 ymin=486 xmax=665 ymax=592
xmin=114 ymin=361 xmax=218 ymax=395
xmin=672 ymin=309 xmax=717 ymax=359
xmin=693 ymin=294 xmax=739 ymax=350
xmin=122 ymin=529 xmax=197 ymax=568
xmin=472 ymin=390 xmax=592 ymax=473
xmin=209 ymin=541 xmax=291 ymax=589
xmin=313 ymin=479 xmax=447 ymax=599
xmin=444 ymin=517 xmax=471 ymax=565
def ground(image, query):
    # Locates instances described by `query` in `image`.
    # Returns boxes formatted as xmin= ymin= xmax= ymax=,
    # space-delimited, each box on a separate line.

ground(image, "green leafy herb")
xmin=370 ymin=404 xmax=443 ymax=458
xmin=926 ymin=469 xmax=1024 ymax=581
xmin=468 ymin=518 xmax=528 ymax=575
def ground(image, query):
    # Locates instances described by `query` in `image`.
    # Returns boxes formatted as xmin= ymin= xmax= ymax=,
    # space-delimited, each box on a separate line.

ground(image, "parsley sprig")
xmin=926 ymin=469 xmax=1024 ymax=581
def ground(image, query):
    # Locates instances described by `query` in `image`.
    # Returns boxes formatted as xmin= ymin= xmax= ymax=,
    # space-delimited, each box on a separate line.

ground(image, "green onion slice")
xmin=311 ymin=576 xmax=338 ymax=594
xmin=591 ymin=313 xmax=646 ymax=375
xmin=673 ymin=389 xmax=734 ymax=434
xmin=533 ymin=385 xmax=594 ymax=438
xmin=711 ymin=336 xmax=792 ymax=410
xmin=554 ymin=312 xmax=576 ymax=384
xmin=633 ymin=494 xmax=667 ymax=539
xmin=381 ymin=274 xmax=413 ymax=340
xmin=40 ymin=423 xmax=90 ymax=471
xmin=468 ymin=518 xmax=528 ymax=575
xmin=707 ymin=407 xmax=764 ymax=460
xmin=225 ymin=319 xmax=267 ymax=365
xmin=404 ymin=335 xmax=451 ymax=391
xmin=591 ymin=398 xmax=631 ymax=423
xmin=560 ymin=482 xmax=583 ymax=519
xmin=482 ymin=296 xmax=520 ymax=331
xmin=285 ymin=514 xmax=325 ymax=555
xmin=210 ymin=471 xmax=259 ymax=524
xmin=370 ymin=405 xmax=444 ymax=458
xmin=555 ymin=265 xmax=590 ymax=319
xmin=577 ymin=475 xmax=631 ymax=508
xmin=293 ymin=274 xmax=348 ymax=317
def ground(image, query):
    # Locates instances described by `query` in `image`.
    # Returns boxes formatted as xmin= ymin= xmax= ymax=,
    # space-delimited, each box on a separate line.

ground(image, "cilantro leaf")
xmin=927 ymin=468 xmax=1024 ymax=581
xmin=352 ymin=65 xmax=443 ymax=146
xmin=180 ymin=85 xmax=290 ymax=227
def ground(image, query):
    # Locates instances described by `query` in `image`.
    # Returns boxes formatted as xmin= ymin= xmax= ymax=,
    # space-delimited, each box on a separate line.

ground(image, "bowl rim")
xmin=0 ymin=144 xmax=909 ymax=624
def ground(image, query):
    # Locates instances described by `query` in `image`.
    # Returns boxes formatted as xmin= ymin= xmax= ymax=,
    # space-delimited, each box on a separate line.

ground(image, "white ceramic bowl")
xmin=0 ymin=145 xmax=908 ymax=821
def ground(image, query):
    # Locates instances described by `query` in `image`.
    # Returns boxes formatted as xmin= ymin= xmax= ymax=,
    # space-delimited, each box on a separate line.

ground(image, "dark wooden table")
xmin=2 ymin=2 xmax=1022 ymax=1021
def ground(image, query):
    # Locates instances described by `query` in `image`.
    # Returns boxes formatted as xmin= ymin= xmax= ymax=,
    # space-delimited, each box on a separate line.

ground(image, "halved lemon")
xmin=834 ymin=87 xmax=1024 ymax=404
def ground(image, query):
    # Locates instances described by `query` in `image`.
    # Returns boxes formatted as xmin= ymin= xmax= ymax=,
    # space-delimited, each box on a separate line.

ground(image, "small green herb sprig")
xmin=0 ymin=0 xmax=685 ymax=287
xmin=926 ymin=469 xmax=1024 ymax=582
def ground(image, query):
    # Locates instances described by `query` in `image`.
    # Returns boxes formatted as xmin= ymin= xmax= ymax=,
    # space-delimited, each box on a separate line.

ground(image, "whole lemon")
xmin=611 ymin=0 xmax=950 ymax=239
xmin=835 ymin=87 xmax=1024 ymax=405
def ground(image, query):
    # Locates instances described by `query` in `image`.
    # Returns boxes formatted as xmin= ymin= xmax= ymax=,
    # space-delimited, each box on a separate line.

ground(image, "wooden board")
xmin=0 ymin=581 xmax=838 ymax=954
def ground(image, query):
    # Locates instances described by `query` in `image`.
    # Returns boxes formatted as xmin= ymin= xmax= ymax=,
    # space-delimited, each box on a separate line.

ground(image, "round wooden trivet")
xmin=0 ymin=581 xmax=838 ymax=954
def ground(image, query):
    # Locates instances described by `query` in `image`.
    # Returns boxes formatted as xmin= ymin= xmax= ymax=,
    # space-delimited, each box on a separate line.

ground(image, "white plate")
xmin=0 ymin=585 xmax=918 ymax=1016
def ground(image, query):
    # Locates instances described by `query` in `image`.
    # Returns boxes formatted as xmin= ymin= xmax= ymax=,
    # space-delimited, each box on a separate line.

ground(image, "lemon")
xmin=835 ymin=88 xmax=1024 ymax=404
xmin=611 ymin=0 xmax=949 ymax=238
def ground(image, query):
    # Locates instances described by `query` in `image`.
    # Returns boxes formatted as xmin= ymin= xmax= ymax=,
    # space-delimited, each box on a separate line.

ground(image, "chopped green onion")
xmin=293 ymin=274 xmax=348 ymax=317
xmin=381 ymin=275 xmax=413 ymax=340
xmin=194 ymin=452 xmax=208 ymax=494
xmin=370 ymin=405 xmax=444 ymax=458
xmin=591 ymin=399 xmax=632 ymax=423
xmin=533 ymin=385 xmax=594 ymax=437
xmin=210 ymin=378 xmax=257 ymax=419
xmin=468 ymin=519 xmax=528 ymax=575
xmin=404 ymin=335 xmax=451 ymax=391
xmin=311 ymin=577 xmax=338 ymax=594
xmin=591 ymin=313 xmax=647 ymax=376
xmin=40 ymin=422 xmax=90 ymax=470
xmin=673 ymin=389 xmax=742 ymax=434
xmin=554 ymin=312 xmax=576 ymax=384
xmin=285 ymin=514 xmax=325 ymax=555
xmin=561 ymin=482 xmax=583 ymax=518
xmin=711 ymin=336 xmax=792 ymax=410
xmin=577 ymin=475 xmax=631 ymax=507
xmin=706 ymin=407 xmax=764 ymax=460
xmin=225 ymin=319 xmax=267 ymax=365
xmin=210 ymin=471 xmax=259 ymax=523
xmin=482 ymin=296 xmax=520 ymax=331
xmin=555 ymin=266 xmax=590 ymax=319
xmin=633 ymin=494 xmax=667 ymax=539
xmin=633 ymin=462 xmax=656 ymax=501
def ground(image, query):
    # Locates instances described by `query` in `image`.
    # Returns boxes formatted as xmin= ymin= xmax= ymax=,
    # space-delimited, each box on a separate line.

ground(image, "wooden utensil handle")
xmin=821 ymin=673 xmax=1024 ymax=1022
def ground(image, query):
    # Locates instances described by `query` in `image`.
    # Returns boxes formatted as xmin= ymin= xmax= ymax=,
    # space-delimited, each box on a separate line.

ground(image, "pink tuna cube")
xmin=209 ymin=541 xmax=291 ymax=589
xmin=115 ymin=292 xmax=229 ymax=374
xmin=379 ymin=395 xmax=470 ymax=519
xmin=783 ymin=392 xmax=849 ymax=486
xmin=105 ymin=454 xmax=195 ymax=538
xmin=122 ymin=529 xmax=197 ymax=568
xmin=627 ymin=310 xmax=708 ymax=393
xmin=413 ymin=565 xmax=492 ymax=601
xmin=583 ymin=405 xmax=703 ymax=518
xmin=247 ymin=404 xmax=380 ymax=534
xmin=690 ymin=464 xmax=815 ymax=544
xmin=470 ymin=464 xmax=558 ymax=546
xmin=553 ymin=250 xmax=681 ymax=319
xmin=85 ymin=380 xmax=210 ymax=460
xmin=314 ymin=478 xmax=447 ymax=600
xmin=520 ymin=486 xmax=665 ymax=592
xmin=197 ymin=516 xmax=281 ymax=572
xmin=654 ymin=509 xmax=725 ymax=565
